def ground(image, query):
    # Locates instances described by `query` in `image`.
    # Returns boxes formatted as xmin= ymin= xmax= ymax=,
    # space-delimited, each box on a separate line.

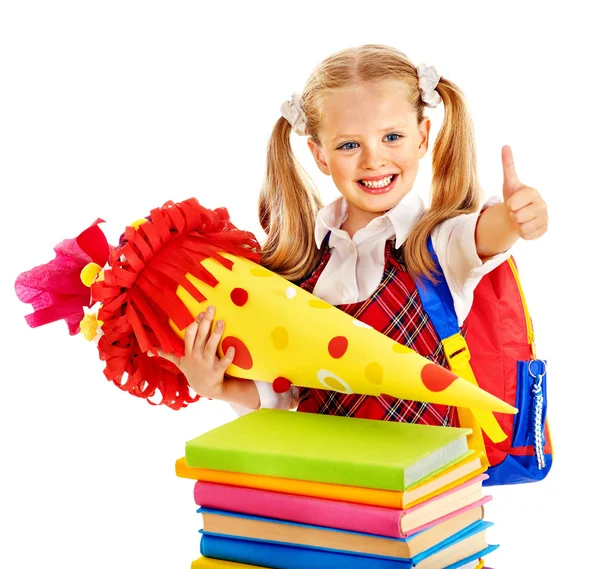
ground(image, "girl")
xmin=162 ymin=44 xmax=548 ymax=424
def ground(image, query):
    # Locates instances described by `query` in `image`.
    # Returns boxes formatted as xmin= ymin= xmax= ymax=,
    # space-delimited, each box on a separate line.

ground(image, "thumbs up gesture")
xmin=501 ymin=145 xmax=548 ymax=240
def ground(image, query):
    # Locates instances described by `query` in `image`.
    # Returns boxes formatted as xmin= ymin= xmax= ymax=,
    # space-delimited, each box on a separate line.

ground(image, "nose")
xmin=360 ymin=143 xmax=387 ymax=170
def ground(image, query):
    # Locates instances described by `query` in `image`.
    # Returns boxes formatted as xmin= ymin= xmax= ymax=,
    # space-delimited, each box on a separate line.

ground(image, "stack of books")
xmin=176 ymin=409 xmax=499 ymax=569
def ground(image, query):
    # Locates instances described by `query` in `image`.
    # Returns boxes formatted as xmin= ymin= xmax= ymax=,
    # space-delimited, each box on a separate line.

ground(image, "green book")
xmin=185 ymin=409 xmax=472 ymax=492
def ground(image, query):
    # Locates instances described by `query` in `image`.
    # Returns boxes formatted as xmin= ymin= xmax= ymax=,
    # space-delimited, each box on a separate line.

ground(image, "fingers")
xmin=184 ymin=317 xmax=200 ymax=355
xmin=507 ymin=201 xmax=545 ymax=223
xmin=183 ymin=306 xmax=216 ymax=355
xmin=506 ymin=187 xmax=546 ymax=214
xmin=184 ymin=305 xmax=231 ymax=365
xmin=204 ymin=315 xmax=236 ymax=371
xmin=518 ymin=219 xmax=548 ymax=240
xmin=194 ymin=306 xmax=216 ymax=354
xmin=204 ymin=318 xmax=226 ymax=360
xmin=505 ymin=191 xmax=548 ymax=239
xmin=505 ymin=187 xmax=534 ymax=213
xmin=161 ymin=306 xmax=234 ymax=380
xmin=510 ymin=206 xmax=547 ymax=237
xmin=506 ymin=186 xmax=545 ymax=213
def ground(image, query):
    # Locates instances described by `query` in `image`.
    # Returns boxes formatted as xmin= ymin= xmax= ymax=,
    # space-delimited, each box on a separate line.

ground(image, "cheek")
xmin=329 ymin=158 xmax=354 ymax=180
xmin=397 ymin=150 xmax=421 ymax=173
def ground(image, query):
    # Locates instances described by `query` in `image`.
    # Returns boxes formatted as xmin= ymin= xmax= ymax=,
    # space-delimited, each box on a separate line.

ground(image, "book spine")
xmin=200 ymin=533 xmax=412 ymax=569
xmin=194 ymin=481 xmax=402 ymax=538
xmin=401 ymin=496 xmax=491 ymax=537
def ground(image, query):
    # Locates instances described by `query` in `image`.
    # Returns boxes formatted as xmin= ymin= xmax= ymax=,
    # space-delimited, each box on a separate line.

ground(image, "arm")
xmin=475 ymin=145 xmax=548 ymax=260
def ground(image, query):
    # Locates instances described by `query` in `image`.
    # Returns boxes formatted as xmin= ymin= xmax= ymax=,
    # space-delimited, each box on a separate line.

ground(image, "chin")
xmin=361 ymin=192 xmax=405 ymax=212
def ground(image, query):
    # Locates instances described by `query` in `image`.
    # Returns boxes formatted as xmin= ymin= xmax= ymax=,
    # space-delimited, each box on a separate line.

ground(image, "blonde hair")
xmin=258 ymin=44 xmax=482 ymax=282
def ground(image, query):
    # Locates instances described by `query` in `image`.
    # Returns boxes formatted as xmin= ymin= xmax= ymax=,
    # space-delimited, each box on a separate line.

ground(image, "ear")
xmin=417 ymin=117 xmax=431 ymax=158
xmin=307 ymin=138 xmax=331 ymax=176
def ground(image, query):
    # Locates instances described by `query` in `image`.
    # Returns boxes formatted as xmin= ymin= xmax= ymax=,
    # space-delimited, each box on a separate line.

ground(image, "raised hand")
xmin=501 ymin=145 xmax=548 ymax=241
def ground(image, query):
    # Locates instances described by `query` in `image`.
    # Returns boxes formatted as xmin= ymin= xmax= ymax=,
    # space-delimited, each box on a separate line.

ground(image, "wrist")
xmin=475 ymin=203 xmax=520 ymax=259
xmin=209 ymin=377 xmax=260 ymax=409
xmin=194 ymin=378 xmax=226 ymax=400
xmin=202 ymin=383 xmax=227 ymax=401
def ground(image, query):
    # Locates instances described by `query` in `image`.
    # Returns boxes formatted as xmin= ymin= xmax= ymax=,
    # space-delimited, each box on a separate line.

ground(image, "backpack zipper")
xmin=508 ymin=256 xmax=552 ymax=465
xmin=507 ymin=257 xmax=536 ymax=359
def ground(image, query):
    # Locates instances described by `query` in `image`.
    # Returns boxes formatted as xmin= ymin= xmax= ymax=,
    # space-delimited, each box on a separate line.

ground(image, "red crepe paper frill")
xmin=15 ymin=222 xmax=109 ymax=334
xmin=91 ymin=198 xmax=261 ymax=410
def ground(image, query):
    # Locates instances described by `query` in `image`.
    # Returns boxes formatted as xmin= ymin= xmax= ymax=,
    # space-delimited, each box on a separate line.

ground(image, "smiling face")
xmin=308 ymin=80 xmax=430 ymax=233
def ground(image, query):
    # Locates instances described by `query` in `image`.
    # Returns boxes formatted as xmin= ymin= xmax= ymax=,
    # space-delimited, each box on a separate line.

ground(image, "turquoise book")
xmin=185 ymin=409 xmax=471 ymax=491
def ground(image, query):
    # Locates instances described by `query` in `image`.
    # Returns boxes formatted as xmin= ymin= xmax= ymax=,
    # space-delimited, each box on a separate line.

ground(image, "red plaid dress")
xmin=297 ymin=240 xmax=459 ymax=427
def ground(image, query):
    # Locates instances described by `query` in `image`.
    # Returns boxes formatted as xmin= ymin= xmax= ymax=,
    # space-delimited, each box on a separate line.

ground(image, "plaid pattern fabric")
xmin=297 ymin=240 xmax=458 ymax=427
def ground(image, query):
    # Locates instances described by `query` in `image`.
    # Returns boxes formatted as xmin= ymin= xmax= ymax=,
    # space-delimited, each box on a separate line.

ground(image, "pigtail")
xmin=258 ymin=116 xmax=324 ymax=281
xmin=404 ymin=77 xmax=483 ymax=282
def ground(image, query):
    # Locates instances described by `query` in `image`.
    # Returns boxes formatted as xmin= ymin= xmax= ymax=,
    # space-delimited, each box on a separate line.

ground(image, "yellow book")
xmin=191 ymin=558 xmax=261 ymax=568
xmin=191 ymin=556 xmax=484 ymax=569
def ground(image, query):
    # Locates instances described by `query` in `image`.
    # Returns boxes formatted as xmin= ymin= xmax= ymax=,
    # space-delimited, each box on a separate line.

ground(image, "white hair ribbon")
xmin=417 ymin=64 xmax=442 ymax=108
xmin=280 ymin=93 xmax=308 ymax=136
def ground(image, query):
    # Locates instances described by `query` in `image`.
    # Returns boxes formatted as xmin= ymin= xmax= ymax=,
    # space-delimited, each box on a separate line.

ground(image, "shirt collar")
xmin=314 ymin=191 xmax=425 ymax=249
xmin=315 ymin=197 xmax=347 ymax=248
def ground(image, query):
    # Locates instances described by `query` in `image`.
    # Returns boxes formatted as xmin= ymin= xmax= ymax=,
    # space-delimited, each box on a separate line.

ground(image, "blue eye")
xmin=338 ymin=141 xmax=359 ymax=151
xmin=385 ymin=133 xmax=403 ymax=142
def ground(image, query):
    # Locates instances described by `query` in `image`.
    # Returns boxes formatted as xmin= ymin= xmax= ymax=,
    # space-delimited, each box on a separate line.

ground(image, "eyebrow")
xmin=333 ymin=126 xmax=407 ymax=140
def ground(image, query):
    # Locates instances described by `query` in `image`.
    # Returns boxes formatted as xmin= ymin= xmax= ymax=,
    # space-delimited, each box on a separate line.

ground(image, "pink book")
xmin=194 ymin=473 xmax=490 ymax=538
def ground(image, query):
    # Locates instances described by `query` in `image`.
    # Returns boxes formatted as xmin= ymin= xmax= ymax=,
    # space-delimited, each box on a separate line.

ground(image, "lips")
xmin=359 ymin=173 xmax=396 ymax=182
xmin=356 ymin=174 xmax=398 ymax=194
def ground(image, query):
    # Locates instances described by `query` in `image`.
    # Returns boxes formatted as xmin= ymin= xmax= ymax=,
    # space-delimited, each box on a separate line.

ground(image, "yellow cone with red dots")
xmin=172 ymin=253 xmax=516 ymax=441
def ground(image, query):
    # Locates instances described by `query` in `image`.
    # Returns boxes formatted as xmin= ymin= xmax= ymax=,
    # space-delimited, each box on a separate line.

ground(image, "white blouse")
xmin=251 ymin=190 xmax=512 ymax=410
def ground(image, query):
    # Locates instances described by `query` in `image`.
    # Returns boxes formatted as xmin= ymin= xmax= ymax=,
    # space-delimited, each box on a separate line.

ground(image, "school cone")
xmin=170 ymin=251 xmax=514 ymax=441
xmin=15 ymin=197 xmax=515 ymax=440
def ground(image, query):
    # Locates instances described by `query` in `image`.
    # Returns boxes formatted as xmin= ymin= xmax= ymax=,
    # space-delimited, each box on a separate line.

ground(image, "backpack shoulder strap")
xmin=414 ymin=237 xmax=471 ymax=367
xmin=413 ymin=236 xmax=460 ymax=340
xmin=414 ymin=236 xmax=507 ymax=448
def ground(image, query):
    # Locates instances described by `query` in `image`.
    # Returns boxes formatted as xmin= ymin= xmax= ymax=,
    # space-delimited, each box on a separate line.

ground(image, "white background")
xmin=1 ymin=2 xmax=598 ymax=568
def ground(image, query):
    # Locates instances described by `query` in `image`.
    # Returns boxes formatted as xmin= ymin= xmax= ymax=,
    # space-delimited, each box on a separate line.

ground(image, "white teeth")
xmin=361 ymin=175 xmax=394 ymax=188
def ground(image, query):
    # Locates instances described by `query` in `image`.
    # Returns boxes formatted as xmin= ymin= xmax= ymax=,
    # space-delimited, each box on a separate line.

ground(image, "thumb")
xmin=217 ymin=346 xmax=236 ymax=372
xmin=501 ymin=145 xmax=523 ymax=199
xmin=149 ymin=348 xmax=180 ymax=368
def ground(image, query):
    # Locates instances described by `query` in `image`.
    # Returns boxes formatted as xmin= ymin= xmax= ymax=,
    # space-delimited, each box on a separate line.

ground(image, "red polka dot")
xmin=421 ymin=363 xmax=459 ymax=392
xmin=221 ymin=336 xmax=253 ymax=370
xmin=230 ymin=288 xmax=249 ymax=307
xmin=273 ymin=377 xmax=292 ymax=393
xmin=328 ymin=336 xmax=348 ymax=359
